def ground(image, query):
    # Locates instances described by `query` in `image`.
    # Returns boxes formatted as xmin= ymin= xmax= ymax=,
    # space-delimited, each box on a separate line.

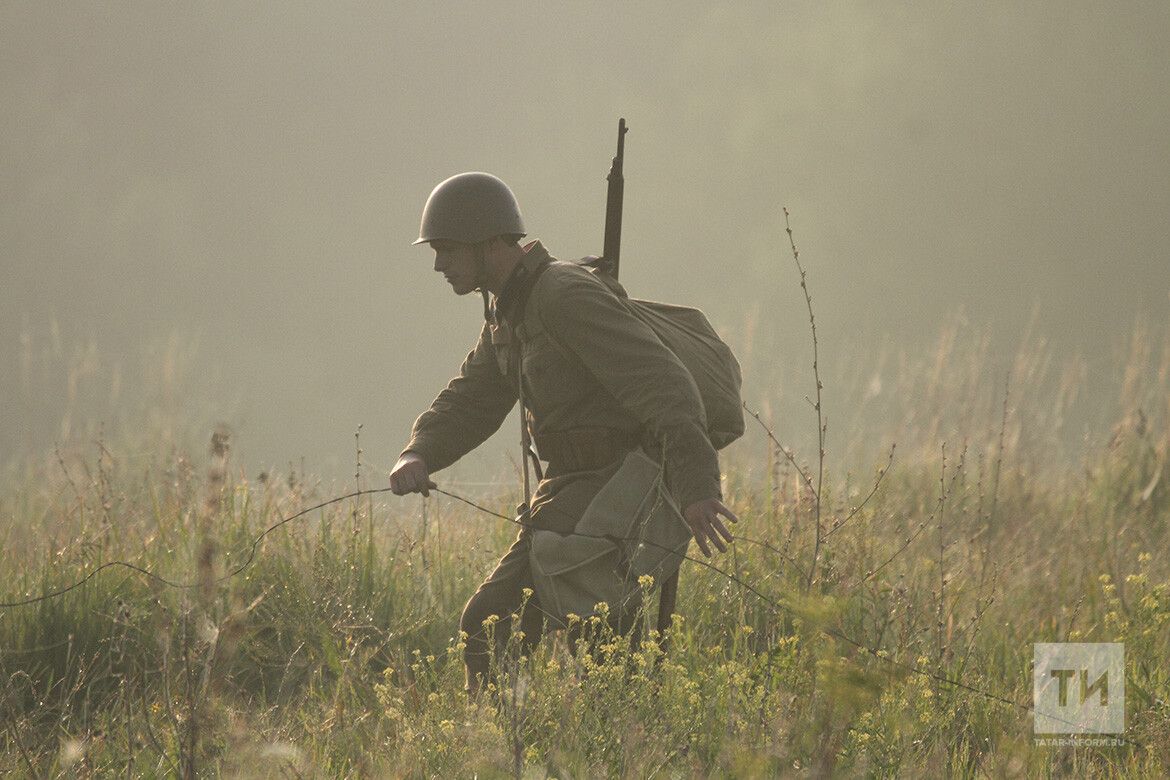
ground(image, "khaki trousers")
xmin=459 ymin=526 xmax=646 ymax=696
xmin=459 ymin=528 xmax=546 ymax=695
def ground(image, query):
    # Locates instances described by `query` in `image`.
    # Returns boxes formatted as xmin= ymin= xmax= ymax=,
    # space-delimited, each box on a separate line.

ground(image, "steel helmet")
xmin=413 ymin=172 xmax=526 ymax=246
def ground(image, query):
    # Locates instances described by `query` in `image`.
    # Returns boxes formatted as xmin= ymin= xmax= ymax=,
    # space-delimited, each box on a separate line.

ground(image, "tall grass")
xmin=1 ymin=322 xmax=1167 ymax=777
xmin=3 ymin=259 xmax=1169 ymax=776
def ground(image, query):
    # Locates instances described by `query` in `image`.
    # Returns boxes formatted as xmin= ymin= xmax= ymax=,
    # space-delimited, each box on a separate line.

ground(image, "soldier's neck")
xmin=482 ymin=245 xmax=524 ymax=296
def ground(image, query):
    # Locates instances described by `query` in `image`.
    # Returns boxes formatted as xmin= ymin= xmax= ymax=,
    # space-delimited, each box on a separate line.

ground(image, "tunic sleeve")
xmin=402 ymin=323 xmax=517 ymax=473
xmin=535 ymin=268 xmax=722 ymax=509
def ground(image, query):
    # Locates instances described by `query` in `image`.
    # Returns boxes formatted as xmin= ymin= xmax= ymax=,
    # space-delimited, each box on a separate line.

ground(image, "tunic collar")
xmin=492 ymin=240 xmax=553 ymax=323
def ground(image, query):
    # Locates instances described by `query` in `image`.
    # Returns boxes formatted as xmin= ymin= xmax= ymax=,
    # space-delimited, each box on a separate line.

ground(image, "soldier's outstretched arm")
xmin=396 ymin=322 xmax=517 ymax=481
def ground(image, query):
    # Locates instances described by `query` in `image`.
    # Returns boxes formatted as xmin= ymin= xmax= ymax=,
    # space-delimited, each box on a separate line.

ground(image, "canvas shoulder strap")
xmin=510 ymin=258 xmax=554 ymax=509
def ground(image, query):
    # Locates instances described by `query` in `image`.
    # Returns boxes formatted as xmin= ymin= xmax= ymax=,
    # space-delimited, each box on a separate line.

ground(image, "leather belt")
xmin=534 ymin=427 xmax=641 ymax=474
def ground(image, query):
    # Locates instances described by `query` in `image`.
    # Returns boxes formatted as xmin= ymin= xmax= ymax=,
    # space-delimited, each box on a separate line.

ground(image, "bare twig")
xmin=141 ymin=685 xmax=180 ymax=778
xmin=987 ymin=373 xmax=1011 ymax=537
xmin=1 ymin=668 xmax=40 ymax=777
xmin=935 ymin=443 xmax=948 ymax=698
xmin=824 ymin=444 xmax=896 ymax=539
xmin=859 ymin=521 xmax=929 ymax=585
xmin=783 ymin=208 xmax=826 ymax=592
xmin=743 ymin=402 xmax=817 ymax=498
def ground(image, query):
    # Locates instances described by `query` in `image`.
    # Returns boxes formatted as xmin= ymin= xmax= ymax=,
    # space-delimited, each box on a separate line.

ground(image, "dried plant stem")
xmin=743 ymin=403 xmax=816 ymax=501
xmin=351 ymin=425 xmax=364 ymax=591
xmin=860 ymin=521 xmax=929 ymax=585
xmin=768 ymin=422 xmax=781 ymax=524
xmin=1 ymin=669 xmax=37 ymax=778
xmin=783 ymin=208 xmax=826 ymax=592
xmin=181 ymin=605 xmax=197 ymax=779
xmin=354 ymin=424 xmax=363 ymax=488
xmin=823 ymin=444 xmax=896 ymax=539
xmin=935 ymin=442 xmax=948 ymax=698
xmin=141 ymin=684 xmax=179 ymax=778
xmin=988 ymin=374 xmax=1010 ymax=536
xmin=56 ymin=444 xmax=88 ymax=517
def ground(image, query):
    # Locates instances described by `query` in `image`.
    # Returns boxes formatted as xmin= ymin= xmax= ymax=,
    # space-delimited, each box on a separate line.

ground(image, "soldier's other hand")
xmin=390 ymin=452 xmax=437 ymax=497
xmin=682 ymin=498 xmax=738 ymax=557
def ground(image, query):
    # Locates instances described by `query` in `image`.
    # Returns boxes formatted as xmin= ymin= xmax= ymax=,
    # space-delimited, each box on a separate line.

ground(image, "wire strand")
xmin=0 ymin=483 xmax=1143 ymax=747
xmin=0 ymin=487 xmax=396 ymax=607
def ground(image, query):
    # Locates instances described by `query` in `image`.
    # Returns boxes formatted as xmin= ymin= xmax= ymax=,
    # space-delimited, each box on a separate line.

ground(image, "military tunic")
xmin=401 ymin=241 xmax=720 ymax=687
xmin=404 ymin=241 xmax=721 ymax=514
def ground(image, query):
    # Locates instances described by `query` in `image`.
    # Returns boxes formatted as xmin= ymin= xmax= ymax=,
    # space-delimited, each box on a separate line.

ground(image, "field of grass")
xmin=2 ymin=321 xmax=1168 ymax=780
xmin=3 ymin=224 xmax=1169 ymax=778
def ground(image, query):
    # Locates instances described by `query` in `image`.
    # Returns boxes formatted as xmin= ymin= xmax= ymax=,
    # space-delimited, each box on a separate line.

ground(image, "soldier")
xmin=390 ymin=172 xmax=737 ymax=697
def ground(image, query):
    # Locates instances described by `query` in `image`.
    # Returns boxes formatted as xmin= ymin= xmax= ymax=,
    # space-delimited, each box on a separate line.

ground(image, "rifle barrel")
xmin=603 ymin=118 xmax=628 ymax=280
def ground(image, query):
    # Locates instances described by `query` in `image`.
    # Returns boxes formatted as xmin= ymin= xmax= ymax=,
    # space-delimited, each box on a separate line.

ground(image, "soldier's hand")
xmin=682 ymin=498 xmax=738 ymax=557
xmin=390 ymin=452 xmax=437 ymax=497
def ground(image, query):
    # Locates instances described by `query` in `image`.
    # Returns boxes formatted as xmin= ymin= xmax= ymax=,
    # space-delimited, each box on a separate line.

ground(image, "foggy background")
xmin=3 ymin=2 xmax=1168 ymax=487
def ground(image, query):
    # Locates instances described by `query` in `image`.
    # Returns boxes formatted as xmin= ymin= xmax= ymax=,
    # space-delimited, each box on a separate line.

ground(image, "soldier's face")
xmin=430 ymin=240 xmax=479 ymax=295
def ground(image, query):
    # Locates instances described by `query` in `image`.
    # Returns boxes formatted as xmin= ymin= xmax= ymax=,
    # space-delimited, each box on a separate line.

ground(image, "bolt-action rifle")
xmin=595 ymin=118 xmax=682 ymax=654
xmin=521 ymin=120 xmax=631 ymax=501
xmin=602 ymin=118 xmax=628 ymax=280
